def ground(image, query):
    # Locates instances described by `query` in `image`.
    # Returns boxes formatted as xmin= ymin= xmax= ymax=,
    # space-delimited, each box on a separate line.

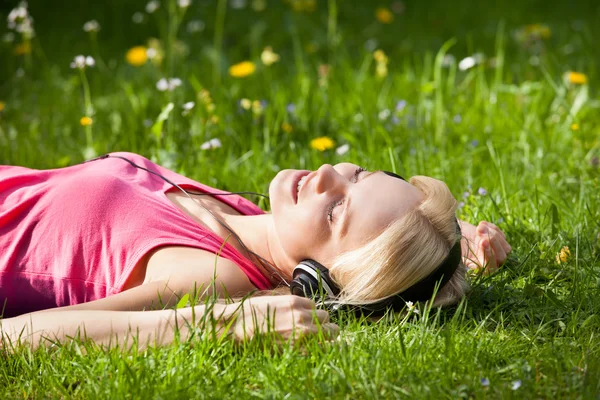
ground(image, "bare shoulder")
xmin=144 ymin=246 xmax=257 ymax=297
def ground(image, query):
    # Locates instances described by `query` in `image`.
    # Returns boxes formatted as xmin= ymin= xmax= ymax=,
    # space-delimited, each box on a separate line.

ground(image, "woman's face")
xmin=269 ymin=163 xmax=424 ymax=269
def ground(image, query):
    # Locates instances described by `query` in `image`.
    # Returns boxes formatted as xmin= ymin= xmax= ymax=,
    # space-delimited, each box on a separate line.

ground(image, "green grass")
xmin=1 ymin=0 xmax=600 ymax=398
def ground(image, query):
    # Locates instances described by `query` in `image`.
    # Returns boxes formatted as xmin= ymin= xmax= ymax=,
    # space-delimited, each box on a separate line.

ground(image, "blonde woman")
xmin=0 ymin=152 xmax=510 ymax=349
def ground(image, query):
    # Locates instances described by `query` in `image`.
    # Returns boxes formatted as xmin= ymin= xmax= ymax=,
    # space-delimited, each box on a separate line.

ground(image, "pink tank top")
xmin=0 ymin=152 xmax=273 ymax=317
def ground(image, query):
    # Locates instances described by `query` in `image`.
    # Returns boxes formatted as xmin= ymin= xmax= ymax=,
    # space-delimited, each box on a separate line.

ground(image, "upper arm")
xmin=47 ymin=247 xmax=257 ymax=312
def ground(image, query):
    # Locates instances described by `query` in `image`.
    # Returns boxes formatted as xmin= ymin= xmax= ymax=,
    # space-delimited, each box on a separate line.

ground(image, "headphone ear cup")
xmin=290 ymin=273 xmax=321 ymax=299
xmin=291 ymin=259 xmax=340 ymax=299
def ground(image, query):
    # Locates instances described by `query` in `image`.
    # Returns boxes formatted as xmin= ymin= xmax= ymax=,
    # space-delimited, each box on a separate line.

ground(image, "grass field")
xmin=1 ymin=0 xmax=600 ymax=398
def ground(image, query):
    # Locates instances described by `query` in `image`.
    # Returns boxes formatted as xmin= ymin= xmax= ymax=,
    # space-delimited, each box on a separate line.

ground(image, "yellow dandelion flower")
xmin=80 ymin=116 xmax=93 ymax=126
xmin=310 ymin=136 xmax=335 ymax=152
xmin=571 ymin=123 xmax=580 ymax=131
xmin=261 ymin=46 xmax=280 ymax=66
xmin=229 ymin=61 xmax=256 ymax=78
xmin=0 ymin=101 xmax=5 ymax=112
xmin=373 ymin=49 xmax=388 ymax=63
xmin=240 ymin=98 xmax=252 ymax=110
xmin=374 ymin=50 xmax=389 ymax=78
xmin=14 ymin=42 xmax=31 ymax=55
xmin=126 ymin=46 xmax=148 ymax=67
xmin=566 ymin=71 xmax=588 ymax=85
xmin=556 ymin=246 xmax=571 ymax=264
xmin=281 ymin=122 xmax=293 ymax=133
xmin=375 ymin=7 xmax=394 ymax=24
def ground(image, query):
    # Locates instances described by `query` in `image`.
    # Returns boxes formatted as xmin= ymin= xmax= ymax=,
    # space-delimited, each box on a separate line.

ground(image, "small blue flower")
xmin=470 ymin=139 xmax=479 ymax=147
xmin=497 ymin=217 xmax=504 ymax=224
xmin=395 ymin=100 xmax=407 ymax=112
xmin=481 ymin=378 xmax=490 ymax=386
xmin=286 ymin=103 xmax=296 ymax=113
xmin=463 ymin=191 xmax=470 ymax=198
xmin=453 ymin=114 xmax=462 ymax=124
xmin=391 ymin=116 xmax=401 ymax=125
xmin=511 ymin=380 xmax=522 ymax=390
xmin=478 ymin=187 xmax=488 ymax=196
xmin=458 ymin=201 xmax=465 ymax=209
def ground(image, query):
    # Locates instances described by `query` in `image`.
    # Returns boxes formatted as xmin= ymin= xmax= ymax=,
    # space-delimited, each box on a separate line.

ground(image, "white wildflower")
xmin=145 ymin=0 xmax=160 ymax=13
xmin=156 ymin=78 xmax=169 ymax=91
xmin=156 ymin=77 xmax=182 ymax=92
xmin=7 ymin=3 xmax=29 ymax=30
xmin=70 ymin=55 xmax=95 ymax=69
xmin=405 ymin=300 xmax=419 ymax=314
xmin=458 ymin=56 xmax=476 ymax=71
xmin=186 ymin=20 xmax=205 ymax=33
xmin=146 ymin=47 xmax=157 ymax=59
xmin=378 ymin=108 xmax=391 ymax=121
xmin=182 ymin=101 xmax=195 ymax=115
xmin=132 ymin=12 xmax=145 ymax=24
xmin=511 ymin=380 xmax=522 ymax=390
xmin=200 ymin=138 xmax=222 ymax=150
xmin=177 ymin=0 xmax=191 ymax=8
xmin=335 ymin=144 xmax=350 ymax=156
xmin=458 ymin=53 xmax=485 ymax=71
xmin=260 ymin=46 xmax=280 ymax=66
xmin=83 ymin=20 xmax=100 ymax=33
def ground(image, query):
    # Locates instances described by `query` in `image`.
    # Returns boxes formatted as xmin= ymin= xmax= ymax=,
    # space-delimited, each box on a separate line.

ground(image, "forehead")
xmin=338 ymin=170 xmax=423 ymax=252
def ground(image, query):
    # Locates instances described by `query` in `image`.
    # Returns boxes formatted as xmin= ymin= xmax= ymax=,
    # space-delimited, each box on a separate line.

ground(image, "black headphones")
xmin=289 ymin=171 xmax=463 ymax=317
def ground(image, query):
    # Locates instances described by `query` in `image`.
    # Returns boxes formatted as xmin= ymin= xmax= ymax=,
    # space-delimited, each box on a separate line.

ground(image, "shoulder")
xmin=144 ymin=246 xmax=257 ymax=297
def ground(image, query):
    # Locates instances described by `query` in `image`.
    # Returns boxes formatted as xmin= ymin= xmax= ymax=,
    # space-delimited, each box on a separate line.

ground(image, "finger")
xmin=476 ymin=223 xmax=489 ymax=235
xmin=314 ymin=309 xmax=330 ymax=324
xmin=289 ymin=295 xmax=317 ymax=310
xmin=489 ymin=237 xmax=507 ymax=264
xmin=320 ymin=322 xmax=340 ymax=340
xmin=502 ymin=240 xmax=512 ymax=254
xmin=481 ymin=239 xmax=498 ymax=272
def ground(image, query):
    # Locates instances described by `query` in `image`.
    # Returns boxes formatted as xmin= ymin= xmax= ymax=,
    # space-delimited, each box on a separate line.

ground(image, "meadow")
xmin=1 ymin=0 xmax=600 ymax=398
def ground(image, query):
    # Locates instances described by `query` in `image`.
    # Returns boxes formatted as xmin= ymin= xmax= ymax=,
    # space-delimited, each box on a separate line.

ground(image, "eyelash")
xmin=327 ymin=167 xmax=366 ymax=222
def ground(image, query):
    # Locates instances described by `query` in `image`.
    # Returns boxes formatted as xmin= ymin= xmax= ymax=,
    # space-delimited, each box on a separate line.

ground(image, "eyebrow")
xmin=339 ymin=170 xmax=380 ymax=238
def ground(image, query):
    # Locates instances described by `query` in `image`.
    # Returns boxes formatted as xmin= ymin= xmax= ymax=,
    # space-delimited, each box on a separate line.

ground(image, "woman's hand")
xmin=459 ymin=220 xmax=512 ymax=273
xmin=221 ymin=295 xmax=339 ymax=344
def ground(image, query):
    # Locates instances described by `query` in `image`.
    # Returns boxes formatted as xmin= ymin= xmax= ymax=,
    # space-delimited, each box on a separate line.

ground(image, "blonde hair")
xmin=326 ymin=175 xmax=468 ymax=308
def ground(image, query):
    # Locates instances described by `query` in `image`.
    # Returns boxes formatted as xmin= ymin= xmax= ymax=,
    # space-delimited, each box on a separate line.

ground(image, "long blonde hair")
xmin=326 ymin=175 xmax=468 ymax=307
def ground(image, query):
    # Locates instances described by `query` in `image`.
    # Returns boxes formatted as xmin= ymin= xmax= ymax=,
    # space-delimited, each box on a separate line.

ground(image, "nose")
xmin=315 ymin=164 xmax=346 ymax=195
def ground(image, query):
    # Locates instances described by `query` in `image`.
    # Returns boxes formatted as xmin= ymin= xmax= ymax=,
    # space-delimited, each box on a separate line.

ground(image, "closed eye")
xmin=327 ymin=167 xmax=366 ymax=223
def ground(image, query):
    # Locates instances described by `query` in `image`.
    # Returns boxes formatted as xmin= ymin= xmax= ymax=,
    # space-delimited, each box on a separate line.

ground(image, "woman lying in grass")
xmin=0 ymin=152 xmax=511 ymax=349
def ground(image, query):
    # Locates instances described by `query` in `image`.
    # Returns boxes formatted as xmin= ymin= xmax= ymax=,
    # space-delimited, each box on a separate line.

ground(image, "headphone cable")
xmin=87 ymin=154 xmax=290 ymax=287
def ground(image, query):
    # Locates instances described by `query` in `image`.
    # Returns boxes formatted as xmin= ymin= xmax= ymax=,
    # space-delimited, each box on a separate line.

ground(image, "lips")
xmin=291 ymin=170 xmax=311 ymax=204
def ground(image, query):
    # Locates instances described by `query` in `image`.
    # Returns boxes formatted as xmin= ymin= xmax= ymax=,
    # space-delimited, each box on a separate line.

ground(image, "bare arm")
xmin=0 ymin=296 xmax=338 ymax=351
xmin=1 ymin=305 xmax=215 ymax=351
xmin=43 ymin=247 xmax=257 ymax=313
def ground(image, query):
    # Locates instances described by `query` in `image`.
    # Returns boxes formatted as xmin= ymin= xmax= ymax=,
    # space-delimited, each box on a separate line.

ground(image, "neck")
xmin=220 ymin=213 xmax=296 ymax=285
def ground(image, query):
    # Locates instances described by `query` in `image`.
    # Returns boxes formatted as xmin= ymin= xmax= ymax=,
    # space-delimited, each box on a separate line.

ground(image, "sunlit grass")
xmin=1 ymin=0 xmax=599 ymax=398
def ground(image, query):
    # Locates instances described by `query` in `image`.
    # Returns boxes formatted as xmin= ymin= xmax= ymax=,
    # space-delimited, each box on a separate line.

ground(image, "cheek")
xmin=276 ymin=208 xmax=329 ymax=259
